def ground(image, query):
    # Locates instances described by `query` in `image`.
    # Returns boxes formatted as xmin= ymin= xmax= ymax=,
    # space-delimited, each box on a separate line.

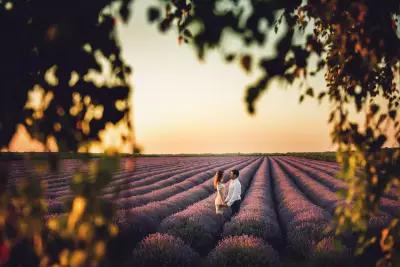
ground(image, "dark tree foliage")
xmin=0 ymin=0 xmax=399 ymax=265
xmin=0 ymin=0 xmax=133 ymax=151
xmin=147 ymin=0 xmax=400 ymax=264
xmin=0 ymin=1 xmax=135 ymax=265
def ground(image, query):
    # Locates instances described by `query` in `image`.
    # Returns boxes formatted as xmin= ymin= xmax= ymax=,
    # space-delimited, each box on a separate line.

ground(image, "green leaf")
xmin=377 ymin=114 xmax=387 ymax=127
xmin=305 ymin=87 xmax=314 ymax=97
xmin=182 ymin=29 xmax=192 ymax=38
xmin=328 ymin=111 xmax=335 ymax=123
xmin=389 ymin=110 xmax=397 ymax=120
xmin=225 ymin=54 xmax=236 ymax=62
xmin=318 ymin=91 xmax=326 ymax=100
xmin=240 ymin=55 xmax=252 ymax=73
xmin=148 ymin=7 xmax=160 ymax=23
xmin=370 ymin=104 xmax=379 ymax=115
xmin=119 ymin=3 xmax=131 ymax=22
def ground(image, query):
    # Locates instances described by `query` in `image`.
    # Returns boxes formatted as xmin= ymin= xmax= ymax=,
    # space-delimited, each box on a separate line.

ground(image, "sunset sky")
xmin=117 ymin=0 xmax=334 ymax=154
xmin=9 ymin=0 xmax=339 ymax=154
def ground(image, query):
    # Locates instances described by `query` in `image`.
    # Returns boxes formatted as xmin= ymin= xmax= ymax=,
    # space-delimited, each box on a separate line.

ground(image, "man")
xmin=224 ymin=169 xmax=241 ymax=215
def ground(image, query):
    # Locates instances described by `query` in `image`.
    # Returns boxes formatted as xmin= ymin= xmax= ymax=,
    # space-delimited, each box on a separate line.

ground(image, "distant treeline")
xmin=285 ymin=147 xmax=399 ymax=162
xmin=0 ymin=151 xmax=330 ymax=160
xmin=0 ymin=148 xmax=398 ymax=162
xmin=284 ymin=152 xmax=337 ymax=162
xmin=0 ymin=152 xmax=133 ymax=161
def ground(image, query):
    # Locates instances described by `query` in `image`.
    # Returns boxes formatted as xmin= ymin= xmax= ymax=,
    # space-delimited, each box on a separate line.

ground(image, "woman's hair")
xmin=213 ymin=170 xmax=224 ymax=189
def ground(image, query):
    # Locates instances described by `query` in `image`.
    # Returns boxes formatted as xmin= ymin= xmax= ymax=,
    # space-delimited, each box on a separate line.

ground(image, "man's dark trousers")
xmin=231 ymin=200 xmax=241 ymax=215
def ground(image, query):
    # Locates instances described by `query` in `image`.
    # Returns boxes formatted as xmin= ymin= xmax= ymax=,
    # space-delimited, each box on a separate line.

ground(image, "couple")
xmin=213 ymin=169 xmax=241 ymax=215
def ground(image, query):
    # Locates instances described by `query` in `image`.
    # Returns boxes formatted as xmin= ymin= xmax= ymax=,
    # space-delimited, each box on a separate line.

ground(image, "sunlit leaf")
xmin=305 ymin=87 xmax=314 ymax=97
xmin=148 ymin=7 xmax=160 ymax=23
xmin=240 ymin=55 xmax=252 ymax=73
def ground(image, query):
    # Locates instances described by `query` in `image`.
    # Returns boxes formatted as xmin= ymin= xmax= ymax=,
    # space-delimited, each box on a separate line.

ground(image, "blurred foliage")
xmin=147 ymin=0 xmax=400 ymax=265
xmin=0 ymin=152 xmax=134 ymax=161
xmin=0 ymin=0 xmax=399 ymax=265
xmin=0 ymin=156 xmax=122 ymax=266
xmin=0 ymin=1 xmax=136 ymax=265
xmin=0 ymin=0 xmax=134 ymax=152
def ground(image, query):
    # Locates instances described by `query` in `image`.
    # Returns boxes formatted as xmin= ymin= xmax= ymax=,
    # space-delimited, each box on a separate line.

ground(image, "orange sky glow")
xmin=118 ymin=0 xmax=334 ymax=154
xmin=13 ymin=0 xmax=394 ymax=154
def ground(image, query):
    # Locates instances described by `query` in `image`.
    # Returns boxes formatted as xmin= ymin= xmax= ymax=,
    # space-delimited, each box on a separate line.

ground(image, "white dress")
xmin=215 ymin=183 xmax=225 ymax=214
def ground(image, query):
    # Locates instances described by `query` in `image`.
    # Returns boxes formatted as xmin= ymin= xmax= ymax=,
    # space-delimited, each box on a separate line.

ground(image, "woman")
xmin=214 ymin=170 xmax=227 ymax=214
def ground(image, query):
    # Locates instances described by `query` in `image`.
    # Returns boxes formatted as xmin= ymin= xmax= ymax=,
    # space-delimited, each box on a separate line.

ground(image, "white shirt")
xmin=225 ymin=178 xmax=241 ymax=206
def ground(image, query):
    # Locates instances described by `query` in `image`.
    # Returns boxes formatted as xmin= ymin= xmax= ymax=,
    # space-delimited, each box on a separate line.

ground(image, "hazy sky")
xmin=117 ymin=0 xmax=334 ymax=154
xmin=9 ymin=0 xmax=337 ymax=154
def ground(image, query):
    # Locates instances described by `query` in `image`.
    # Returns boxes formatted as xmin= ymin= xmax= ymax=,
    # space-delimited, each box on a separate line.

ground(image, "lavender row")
xmin=222 ymin=158 xmax=282 ymax=246
xmin=48 ymin=158 xmax=251 ymax=213
xmin=279 ymin=156 xmax=346 ymax=190
xmin=8 ymin=156 xmax=195 ymax=186
xmin=269 ymin=158 xmax=332 ymax=258
xmin=47 ymin=159 xmax=243 ymax=213
xmin=47 ymin=157 xmax=231 ymax=197
xmin=158 ymin=158 xmax=263 ymax=254
xmin=288 ymin=156 xmax=340 ymax=170
xmin=287 ymin=156 xmax=398 ymax=201
xmin=114 ymin=158 xmax=245 ymax=202
xmin=117 ymin=158 xmax=253 ymax=209
xmin=106 ymin=157 xmax=230 ymax=188
xmin=6 ymin=157 xmax=170 ymax=191
xmin=46 ymin=157 xmax=235 ymax=195
xmin=116 ymin=157 xmax=261 ymax=245
xmin=275 ymin=158 xmax=346 ymax=214
xmin=48 ymin=157 xmax=249 ymax=215
xmin=275 ymin=158 xmax=396 ymax=251
xmin=278 ymin=157 xmax=400 ymax=218
xmin=46 ymin=157 xmax=218 ymax=192
xmin=108 ymin=157 xmax=244 ymax=197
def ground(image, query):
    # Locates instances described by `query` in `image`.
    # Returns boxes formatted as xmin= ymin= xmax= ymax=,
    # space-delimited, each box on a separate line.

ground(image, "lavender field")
xmin=6 ymin=156 xmax=400 ymax=266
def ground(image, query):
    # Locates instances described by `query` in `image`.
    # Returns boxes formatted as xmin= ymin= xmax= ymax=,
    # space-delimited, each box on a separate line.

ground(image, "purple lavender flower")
xmin=132 ymin=233 xmax=200 ymax=267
